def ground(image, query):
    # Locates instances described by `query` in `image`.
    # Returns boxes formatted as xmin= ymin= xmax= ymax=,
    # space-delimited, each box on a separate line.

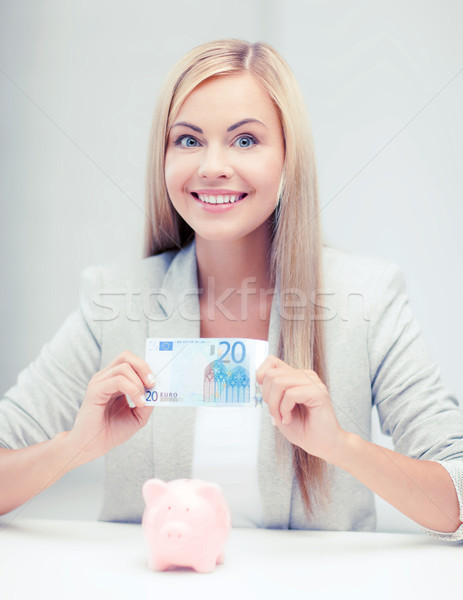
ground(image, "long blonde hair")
xmin=144 ymin=39 xmax=330 ymax=519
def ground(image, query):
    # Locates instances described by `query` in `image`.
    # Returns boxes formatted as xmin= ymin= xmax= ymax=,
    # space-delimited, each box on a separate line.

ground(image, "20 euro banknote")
xmin=144 ymin=338 xmax=269 ymax=407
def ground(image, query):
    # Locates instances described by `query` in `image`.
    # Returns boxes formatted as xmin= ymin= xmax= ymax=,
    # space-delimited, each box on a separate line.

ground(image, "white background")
xmin=1 ymin=0 xmax=462 ymax=532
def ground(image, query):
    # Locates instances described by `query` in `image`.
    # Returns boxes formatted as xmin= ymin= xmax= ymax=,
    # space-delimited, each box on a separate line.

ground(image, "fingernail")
xmin=139 ymin=394 xmax=146 ymax=405
xmin=147 ymin=373 xmax=156 ymax=386
xmin=270 ymin=415 xmax=276 ymax=426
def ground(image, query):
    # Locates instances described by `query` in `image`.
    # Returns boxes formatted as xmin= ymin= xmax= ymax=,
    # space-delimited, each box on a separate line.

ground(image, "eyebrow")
xmin=170 ymin=118 xmax=267 ymax=133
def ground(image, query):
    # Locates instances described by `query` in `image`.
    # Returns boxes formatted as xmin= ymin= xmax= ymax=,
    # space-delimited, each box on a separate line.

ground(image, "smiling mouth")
xmin=191 ymin=192 xmax=248 ymax=205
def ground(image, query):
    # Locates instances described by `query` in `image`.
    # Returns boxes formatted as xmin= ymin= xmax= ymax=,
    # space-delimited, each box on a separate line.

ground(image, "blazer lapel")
xmin=148 ymin=239 xmax=294 ymax=528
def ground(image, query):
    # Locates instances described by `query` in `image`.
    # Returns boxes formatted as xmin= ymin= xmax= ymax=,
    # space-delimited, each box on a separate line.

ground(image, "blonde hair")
xmin=144 ymin=39 xmax=330 ymax=519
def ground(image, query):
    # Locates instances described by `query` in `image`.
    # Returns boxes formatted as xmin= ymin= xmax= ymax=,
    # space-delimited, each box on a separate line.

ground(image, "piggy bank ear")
xmin=142 ymin=478 xmax=168 ymax=505
xmin=197 ymin=482 xmax=223 ymax=504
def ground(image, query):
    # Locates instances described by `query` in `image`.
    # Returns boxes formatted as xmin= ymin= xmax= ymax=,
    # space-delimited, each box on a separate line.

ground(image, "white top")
xmin=191 ymin=406 xmax=264 ymax=528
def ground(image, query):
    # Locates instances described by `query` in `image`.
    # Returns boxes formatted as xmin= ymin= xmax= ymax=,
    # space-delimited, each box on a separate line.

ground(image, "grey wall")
xmin=1 ymin=0 xmax=462 ymax=532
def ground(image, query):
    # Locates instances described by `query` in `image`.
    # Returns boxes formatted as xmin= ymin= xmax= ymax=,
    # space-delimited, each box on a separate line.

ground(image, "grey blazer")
xmin=2 ymin=240 xmax=463 ymax=541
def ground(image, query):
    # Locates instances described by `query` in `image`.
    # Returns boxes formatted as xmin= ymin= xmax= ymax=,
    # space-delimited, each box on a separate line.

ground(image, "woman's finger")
xmin=92 ymin=374 xmax=147 ymax=408
xmin=260 ymin=362 xmax=327 ymax=424
xmin=256 ymin=355 xmax=287 ymax=386
xmin=98 ymin=363 xmax=148 ymax=406
xmin=279 ymin=382 xmax=327 ymax=425
xmin=261 ymin=369 xmax=297 ymax=424
xmin=101 ymin=350 xmax=156 ymax=389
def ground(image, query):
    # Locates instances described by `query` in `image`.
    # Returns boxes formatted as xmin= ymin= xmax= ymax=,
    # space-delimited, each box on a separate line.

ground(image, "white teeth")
xmin=197 ymin=194 xmax=241 ymax=204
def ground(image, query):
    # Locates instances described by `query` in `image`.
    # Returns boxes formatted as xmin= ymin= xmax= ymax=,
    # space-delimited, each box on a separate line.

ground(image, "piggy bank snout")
xmin=160 ymin=521 xmax=191 ymax=542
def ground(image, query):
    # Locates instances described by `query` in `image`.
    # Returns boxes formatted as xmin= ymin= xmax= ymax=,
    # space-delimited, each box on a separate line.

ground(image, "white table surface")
xmin=0 ymin=518 xmax=460 ymax=600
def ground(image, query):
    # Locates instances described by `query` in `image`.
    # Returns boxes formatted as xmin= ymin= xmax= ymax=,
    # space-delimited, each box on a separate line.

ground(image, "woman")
xmin=1 ymin=39 xmax=462 ymax=540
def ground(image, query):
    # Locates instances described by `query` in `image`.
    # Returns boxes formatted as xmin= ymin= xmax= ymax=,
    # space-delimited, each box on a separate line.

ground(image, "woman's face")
xmin=164 ymin=72 xmax=285 ymax=244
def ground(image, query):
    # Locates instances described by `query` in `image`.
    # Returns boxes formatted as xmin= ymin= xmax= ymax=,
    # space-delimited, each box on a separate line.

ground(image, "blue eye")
xmin=174 ymin=134 xmax=257 ymax=149
xmin=234 ymin=135 xmax=257 ymax=148
xmin=175 ymin=135 xmax=200 ymax=148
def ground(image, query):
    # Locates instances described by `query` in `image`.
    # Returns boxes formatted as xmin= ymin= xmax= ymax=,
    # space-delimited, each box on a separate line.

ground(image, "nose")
xmin=198 ymin=145 xmax=233 ymax=179
xmin=160 ymin=521 xmax=191 ymax=542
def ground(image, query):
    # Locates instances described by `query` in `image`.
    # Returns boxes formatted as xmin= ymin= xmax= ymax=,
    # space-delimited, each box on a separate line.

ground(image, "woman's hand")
xmin=256 ymin=355 xmax=346 ymax=462
xmin=66 ymin=351 xmax=155 ymax=464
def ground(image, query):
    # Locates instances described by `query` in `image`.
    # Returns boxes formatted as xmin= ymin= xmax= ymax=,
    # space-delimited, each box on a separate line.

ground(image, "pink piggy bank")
xmin=142 ymin=478 xmax=232 ymax=573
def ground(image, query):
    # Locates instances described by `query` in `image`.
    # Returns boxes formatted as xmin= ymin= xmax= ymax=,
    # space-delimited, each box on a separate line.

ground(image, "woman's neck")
xmin=194 ymin=226 xmax=273 ymax=298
